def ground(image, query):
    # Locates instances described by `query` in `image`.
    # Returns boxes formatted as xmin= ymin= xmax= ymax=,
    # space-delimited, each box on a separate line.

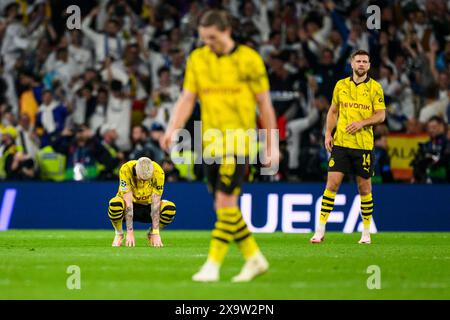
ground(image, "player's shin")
xmin=208 ymin=221 xmax=233 ymax=264
xmin=311 ymin=189 xmax=336 ymax=243
xmin=319 ymin=189 xmax=337 ymax=225
xmin=215 ymin=207 xmax=268 ymax=282
xmin=360 ymin=193 xmax=373 ymax=231
xmin=216 ymin=207 xmax=260 ymax=259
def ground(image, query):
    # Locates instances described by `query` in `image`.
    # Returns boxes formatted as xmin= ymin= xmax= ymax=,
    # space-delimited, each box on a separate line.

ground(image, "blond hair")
xmin=135 ymin=157 xmax=154 ymax=180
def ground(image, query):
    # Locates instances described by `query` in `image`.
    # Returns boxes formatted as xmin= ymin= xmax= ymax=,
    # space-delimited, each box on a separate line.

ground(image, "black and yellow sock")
xmin=159 ymin=200 xmax=176 ymax=229
xmin=319 ymin=189 xmax=336 ymax=225
xmin=108 ymin=197 xmax=125 ymax=234
xmin=360 ymin=193 xmax=373 ymax=230
xmin=207 ymin=206 xmax=260 ymax=264
xmin=208 ymin=207 xmax=234 ymax=264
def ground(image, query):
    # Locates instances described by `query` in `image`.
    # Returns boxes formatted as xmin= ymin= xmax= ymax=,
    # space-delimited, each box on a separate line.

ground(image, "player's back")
xmin=116 ymin=160 xmax=165 ymax=205
xmin=184 ymin=44 xmax=269 ymax=133
xmin=184 ymin=45 xmax=270 ymax=157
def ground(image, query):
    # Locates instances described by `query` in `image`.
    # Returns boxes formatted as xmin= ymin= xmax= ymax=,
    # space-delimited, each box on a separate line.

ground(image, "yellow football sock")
xmin=207 ymin=238 xmax=231 ymax=264
xmin=220 ymin=207 xmax=260 ymax=259
xmin=360 ymin=193 xmax=373 ymax=230
xmin=207 ymin=207 xmax=235 ymax=264
xmin=319 ymin=189 xmax=337 ymax=225
xmin=207 ymin=207 xmax=261 ymax=263
xmin=108 ymin=197 xmax=125 ymax=235
xmin=236 ymin=234 xmax=259 ymax=259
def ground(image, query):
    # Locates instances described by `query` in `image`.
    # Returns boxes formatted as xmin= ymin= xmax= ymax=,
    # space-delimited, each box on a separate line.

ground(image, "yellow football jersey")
xmin=116 ymin=160 xmax=165 ymax=205
xmin=332 ymin=76 xmax=386 ymax=150
xmin=183 ymin=44 xmax=270 ymax=157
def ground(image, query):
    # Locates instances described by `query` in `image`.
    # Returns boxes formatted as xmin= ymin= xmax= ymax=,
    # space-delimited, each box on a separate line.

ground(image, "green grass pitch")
xmin=0 ymin=230 xmax=449 ymax=300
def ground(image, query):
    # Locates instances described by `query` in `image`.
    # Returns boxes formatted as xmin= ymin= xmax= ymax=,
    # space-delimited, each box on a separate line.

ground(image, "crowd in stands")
xmin=0 ymin=0 xmax=449 ymax=183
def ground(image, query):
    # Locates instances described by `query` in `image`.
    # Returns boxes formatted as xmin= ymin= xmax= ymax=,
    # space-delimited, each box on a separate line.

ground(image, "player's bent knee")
xmin=108 ymin=196 xmax=125 ymax=221
xmin=160 ymin=200 xmax=176 ymax=227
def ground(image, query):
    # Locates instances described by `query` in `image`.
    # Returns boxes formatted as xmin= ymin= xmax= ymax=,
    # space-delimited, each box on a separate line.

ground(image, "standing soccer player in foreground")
xmin=161 ymin=10 xmax=278 ymax=282
xmin=310 ymin=50 xmax=386 ymax=244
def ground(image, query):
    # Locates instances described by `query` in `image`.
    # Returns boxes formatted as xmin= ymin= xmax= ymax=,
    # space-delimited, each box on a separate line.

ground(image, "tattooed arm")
xmin=149 ymin=193 xmax=163 ymax=247
xmin=123 ymin=192 xmax=135 ymax=247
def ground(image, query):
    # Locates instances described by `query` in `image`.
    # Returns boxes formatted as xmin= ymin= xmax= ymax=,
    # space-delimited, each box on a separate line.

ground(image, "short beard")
xmin=354 ymin=70 xmax=367 ymax=77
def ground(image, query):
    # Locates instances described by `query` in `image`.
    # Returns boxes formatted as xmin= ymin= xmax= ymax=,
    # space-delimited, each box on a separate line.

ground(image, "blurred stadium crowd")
xmin=0 ymin=0 xmax=449 ymax=183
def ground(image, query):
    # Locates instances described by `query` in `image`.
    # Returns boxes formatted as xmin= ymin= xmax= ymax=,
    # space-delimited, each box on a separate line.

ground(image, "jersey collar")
xmin=212 ymin=43 xmax=239 ymax=58
xmin=350 ymin=75 xmax=370 ymax=86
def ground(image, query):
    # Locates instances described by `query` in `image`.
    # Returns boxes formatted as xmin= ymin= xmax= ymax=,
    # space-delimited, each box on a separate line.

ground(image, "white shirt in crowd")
xmin=81 ymin=15 xmax=126 ymax=65
xmin=15 ymin=125 xmax=39 ymax=160
xmin=419 ymin=98 xmax=449 ymax=124
xmin=1 ymin=20 xmax=44 ymax=71
xmin=89 ymin=103 xmax=107 ymax=134
xmin=105 ymin=94 xmax=131 ymax=151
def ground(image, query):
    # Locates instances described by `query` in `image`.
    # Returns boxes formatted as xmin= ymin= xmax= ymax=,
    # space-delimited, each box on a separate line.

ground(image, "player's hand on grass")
xmin=346 ymin=121 xmax=364 ymax=135
xmin=325 ymin=133 xmax=333 ymax=153
xmin=150 ymin=233 xmax=163 ymax=248
xmin=126 ymin=231 xmax=135 ymax=247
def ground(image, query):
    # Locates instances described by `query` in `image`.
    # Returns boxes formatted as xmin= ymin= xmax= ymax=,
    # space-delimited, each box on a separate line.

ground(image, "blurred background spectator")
xmin=411 ymin=116 xmax=450 ymax=183
xmin=0 ymin=0 xmax=448 ymax=183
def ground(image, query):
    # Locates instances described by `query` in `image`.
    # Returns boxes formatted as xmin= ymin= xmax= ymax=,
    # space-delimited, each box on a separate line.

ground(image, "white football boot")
xmin=310 ymin=224 xmax=326 ymax=243
xmin=358 ymin=230 xmax=371 ymax=244
xmin=192 ymin=260 xmax=220 ymax=282
xmin=232 ymin=252 xmax=269 ymax=283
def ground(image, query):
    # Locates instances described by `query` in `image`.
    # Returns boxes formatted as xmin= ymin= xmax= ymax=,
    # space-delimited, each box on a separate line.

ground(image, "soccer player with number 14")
xmin=311 ymin=50 xmax=386 ymax=245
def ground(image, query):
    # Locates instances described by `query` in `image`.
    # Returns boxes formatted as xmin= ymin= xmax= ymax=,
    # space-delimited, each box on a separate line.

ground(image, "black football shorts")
xmin=328 ymin=146 xmax=374 ymax=179
xmin=204 ymin=156 xmax=247 ymax=196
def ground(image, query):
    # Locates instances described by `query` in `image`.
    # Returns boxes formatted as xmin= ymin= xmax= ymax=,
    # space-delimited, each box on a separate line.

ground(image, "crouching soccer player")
xmin=107 ymin=157 xmax=176 ymax=247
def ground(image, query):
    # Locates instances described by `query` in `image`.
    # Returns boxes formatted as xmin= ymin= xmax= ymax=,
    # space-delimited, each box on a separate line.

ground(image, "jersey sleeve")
xmin=118 ymin=165 xmax=132 ymax=195
xmin=151 ymin=164 xmax=165 ymax=196
xmin=182 ymin=54 xmax=198 ymax=94
xmin=372 ymin=84 xmax=386 ymax=110
xmin=331 ymin=82 xmax=340 ymax=107
xmin=248 ymin=52 xmax=270 ymax=94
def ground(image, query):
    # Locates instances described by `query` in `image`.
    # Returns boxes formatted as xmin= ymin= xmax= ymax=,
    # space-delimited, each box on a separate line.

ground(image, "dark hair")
xmin=107 ymin=18 xmax=120 ymax=27
xmin=351 ymin=49 xmax=370 ymax=61
xmin=97 ymin=86 xmax=108 ymax=95
xmin=134 ymin=124 xmax=149 ymax=135
xmin=82 ymin=83 xmax=93 ymax=92
xmin=425 ymin=85 xmax=439 ymax=100
xmin=199 ymin=10 xmax=231 ymax=31
xmin=157 ymin=66 xmax=170 ymax=78
xmin=381 ymin=64 xmax=394 ymax=75
xmin=269 ymin=31 xmax=281 ymax=39
xmin=428 ymin=116 xmax=445 ymax=126
xmin=56 ymin=47 xmax=68 ymax=55
xmin=110 ymin=80 xmax=123 ymax=92
xmin=323 ymin=48 xmax=334 ymax=56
